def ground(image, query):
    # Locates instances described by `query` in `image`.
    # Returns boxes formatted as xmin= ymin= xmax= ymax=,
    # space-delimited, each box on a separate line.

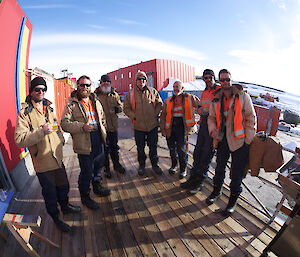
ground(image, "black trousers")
xmin=166 ymin=117 xmax=187 ymax=172
xmin=36 ymin=165 xmax=69 ymax=216
xmin=78 ymin=131 xmax=105 ymax=193
xmin=105 ymin=131 xmax=120 ymax=168
xmin=190 ymin=118 xmax=214 ymax=178
xmin=213 ymin=134 xmax=249 ymax=193
xmin=134 ymin=127 xmax=159 ymax=167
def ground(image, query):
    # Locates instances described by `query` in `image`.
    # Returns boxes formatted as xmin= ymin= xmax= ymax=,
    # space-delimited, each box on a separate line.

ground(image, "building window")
xmin=121 ymin=74 xmax=123 ymax=79
xmin=129 ymin=72 xmax=131 ymax=78
xmin=115 ymin=75 xmax=117 ymax=80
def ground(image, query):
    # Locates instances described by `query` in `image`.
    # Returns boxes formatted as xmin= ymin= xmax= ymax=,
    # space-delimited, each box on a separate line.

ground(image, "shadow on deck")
xmin=0 ymin=149 xmax=279 ymax=257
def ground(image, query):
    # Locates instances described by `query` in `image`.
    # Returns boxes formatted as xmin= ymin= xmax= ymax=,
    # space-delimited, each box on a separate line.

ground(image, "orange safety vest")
xmin=130 ymin=86 xmax=156 ymax=123
xmin=200 ymin=84 xmax=221 ymax=113
xmin=165 ymin=94 xmax=196 ymax=130
xmin=216 ymin=93 xmax=245 ymax=139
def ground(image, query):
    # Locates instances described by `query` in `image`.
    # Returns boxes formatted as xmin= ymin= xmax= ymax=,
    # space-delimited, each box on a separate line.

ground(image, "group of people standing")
xmin=14 ymin=68 xmax=256 ymax=233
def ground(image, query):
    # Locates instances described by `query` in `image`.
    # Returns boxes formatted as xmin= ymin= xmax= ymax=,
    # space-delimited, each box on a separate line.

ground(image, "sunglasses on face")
xmin=137 ymin=78 xmax=146 ymax=81
xmin=219 ymin=78 xmax=231 ymax=82
xmin=34 ymin=87 xmax=47 ymax=92
xmin=79 ymin=83 xmax=91 ymax=88
xmin=204 ymin=76 xmax=213 ymax=80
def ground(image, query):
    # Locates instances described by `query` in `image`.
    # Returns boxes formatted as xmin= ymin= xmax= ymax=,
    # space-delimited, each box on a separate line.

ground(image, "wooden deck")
xmin=0 ymin=151 xmax=279 ymax=257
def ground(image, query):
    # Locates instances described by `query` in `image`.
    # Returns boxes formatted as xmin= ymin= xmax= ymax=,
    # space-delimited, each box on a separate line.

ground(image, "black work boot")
xmin=80 ymin=191 xmax=100 ymax=210
xmin=179 ymin=168 xmax=187 ymax=179
xmin=223 ymin=192 xmax=240 ymax=216
xmin=92 ymin=181 xmax=111 ymax=196
xmin=153 ymin=164 xmax=163 ymax=175
xmin=113 ymin=162 xmax=126 ymax=174
xmin=138 ymin=165 xmax=145 ymax=176
xmin=180 ymin=174 xmax=198 ymax=189
xmin=206 ymin=186 xmax=222 ymax=205
xmin=168 ymin=158 xmax=178 ymax=175
xmin=189 ymin=176 xmax=206 ymax=194
xmin=51 ymin=214 xmax=71 ymax=232
xmin=61 ymin=203 xmax=82 ymax=214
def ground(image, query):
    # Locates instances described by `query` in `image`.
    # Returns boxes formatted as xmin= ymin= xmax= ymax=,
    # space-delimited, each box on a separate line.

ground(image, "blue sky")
xmin=19 ymin=0 xmax=300 ymax=94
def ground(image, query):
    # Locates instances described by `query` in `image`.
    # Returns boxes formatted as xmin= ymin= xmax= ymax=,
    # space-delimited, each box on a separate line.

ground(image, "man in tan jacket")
xmin=124 ymin=71 xmax=163 ymax=176
xmin=95 ymin=74 xmax=126 ymax=178
xmin=15 ymin=77 xmax=81 ymax=232
xmin=61 ymin=75 xmax=110 ymax=211
xmin=160 ymin=80 xmax=200 ymax=179
xmin=206 ymin=69 xmax=256 ymax=215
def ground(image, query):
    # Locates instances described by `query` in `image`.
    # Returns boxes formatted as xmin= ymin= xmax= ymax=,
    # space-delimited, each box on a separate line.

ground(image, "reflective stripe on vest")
xmin=165 ymin=95 xmax=196 ymax=130
xmin=216 ymin=93 xmax=245 ymax=140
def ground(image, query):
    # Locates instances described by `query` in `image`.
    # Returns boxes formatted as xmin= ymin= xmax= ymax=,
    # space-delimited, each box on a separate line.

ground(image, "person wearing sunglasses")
xmin=15 ymin=77 xmax=81 ymax=232
xmin=206 ymin=69 xmax=256 ymax=215
xmin=95 ymin=74 xmax=126 ymax=178
xmin=61 ymin=75 xmax=110 ymax=211
xmin=124 ymin=71 xmax=163 ymax=176
xmin=180 ymin=69 xmax=221 ymax=194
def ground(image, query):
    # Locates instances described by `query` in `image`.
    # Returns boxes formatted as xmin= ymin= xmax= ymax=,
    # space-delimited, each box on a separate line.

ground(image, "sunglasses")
xmin=137 ymin=78 xmax=146 ymax=81
xmin=219 ymin=78 xmax=231 ymax=82
xmin=203 ymin=76 xmax=213 ymax=80
xmin=79 ymin=83 xmax=91 ymax=88
xmin=34 ymin=87 xmax=47 ymax=92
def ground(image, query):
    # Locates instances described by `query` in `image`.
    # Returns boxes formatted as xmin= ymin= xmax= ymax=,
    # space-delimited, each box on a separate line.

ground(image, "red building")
xmin=107 ymin=59 xmax=195 ymax=93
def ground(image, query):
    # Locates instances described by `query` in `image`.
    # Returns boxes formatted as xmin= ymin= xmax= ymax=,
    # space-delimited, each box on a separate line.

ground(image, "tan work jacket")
xmin=14 ymin=99 xmax=65 ymax=173
xmin=123 ymin=86 xmax=162 ymax=132
xmin=96 ymin=88 xmax=122 ymax=132
xmin=60 ymin=93 xmax=106 ymax=155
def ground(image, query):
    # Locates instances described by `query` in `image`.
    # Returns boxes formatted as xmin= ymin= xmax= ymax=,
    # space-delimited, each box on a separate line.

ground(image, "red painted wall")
xmin=0 ymin=0 xmax=32 ymax=172
xmin=107 ymin=59 xmax=195 ymax=93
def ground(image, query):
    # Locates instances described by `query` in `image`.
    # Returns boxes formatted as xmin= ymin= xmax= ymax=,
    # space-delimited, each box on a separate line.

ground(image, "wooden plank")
xmin=114 ymin=159 xmax=161 ymax=256
xmin=155 ymin=162 xmax=244 ymax=257
xmin=125 ymin=152 xmax=194 ymax=257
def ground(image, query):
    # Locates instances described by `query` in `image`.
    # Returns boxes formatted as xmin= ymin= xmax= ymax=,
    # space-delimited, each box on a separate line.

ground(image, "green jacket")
xmin=14 ymin=98 xmax=65 ymax=173
xmin=60 ymin=93 xmax=106 ymax=155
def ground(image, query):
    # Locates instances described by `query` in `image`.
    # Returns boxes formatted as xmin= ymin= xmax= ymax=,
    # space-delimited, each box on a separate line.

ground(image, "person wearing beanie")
xmin=206 ymin=69 xmax=256 ymax=215
xmin=124 ymin=71 xmax=163 ymax=176
xmin=61 ymin=75 xmax=111 ymax=211
xmin=95 ymin=74 xmax=126 ymax=178
xmin=15 ymin=77 xmax=81 ymax=233
xmin=180 ymin=69 xmax=221 ymax=194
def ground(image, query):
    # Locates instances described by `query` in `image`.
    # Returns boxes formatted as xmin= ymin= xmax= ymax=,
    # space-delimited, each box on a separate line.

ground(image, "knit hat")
xmin=135 ymin=71 xmax=147 ymax=81
xmin=99 ymin=74 xmax=111 ymax=83
xmin=30 ymin=77 xmax=47 ymax=92
xmin=203 ymin=69 xmax=215 ymax=79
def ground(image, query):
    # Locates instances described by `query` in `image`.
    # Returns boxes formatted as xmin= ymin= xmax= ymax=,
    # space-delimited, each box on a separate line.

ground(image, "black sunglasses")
xmin=219 ymin=78 xmax=231 ymax=82
xmin=79 ymin=83 xmax=91 ymax=88
xmin=203 ymin=76 xmax=213 ymax=80
xmin=137 ymin=78 xmax=146 ymax=81
xmin=34 ymin=87 xmax=47 ymax=92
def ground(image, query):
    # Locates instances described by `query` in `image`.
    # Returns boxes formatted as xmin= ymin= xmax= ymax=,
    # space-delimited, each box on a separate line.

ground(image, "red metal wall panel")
xmin=107 ymin=59 xmax=195 ymax=93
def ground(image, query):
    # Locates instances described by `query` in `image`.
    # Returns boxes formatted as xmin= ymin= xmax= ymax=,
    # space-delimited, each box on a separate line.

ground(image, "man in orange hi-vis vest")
xmin=180 ymin=69 xmax=221 ymax=194
xmin=207 ymin=69 xmax=256 ymax=215
xmin=160 ymin=80 xmax=200 ymax=179
xmin=124 ymin=71 xmax=163 ymax=176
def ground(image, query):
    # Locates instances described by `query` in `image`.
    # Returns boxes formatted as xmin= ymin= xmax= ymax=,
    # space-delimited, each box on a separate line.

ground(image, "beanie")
xmin=100 ymin=74 xmax=111 ymax=83
xmin=30 ymin=77 xmax=47 ymax=92
xmin=203 ymin=69 xmax=215 ymax=78
xmin=135 ymin=71 xmax=147 ymax=81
